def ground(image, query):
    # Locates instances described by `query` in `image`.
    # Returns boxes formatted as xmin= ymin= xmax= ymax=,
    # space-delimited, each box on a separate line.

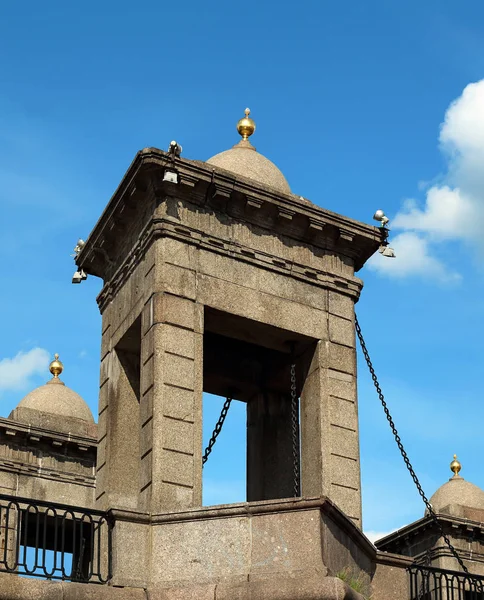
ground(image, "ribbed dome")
xmin=207 ymin=142 xmax=291 ymax=195
xmin=428 ymin=476 xmax=484 ymax=516
xmin=17 ymin=378 xmax=94 ymax=423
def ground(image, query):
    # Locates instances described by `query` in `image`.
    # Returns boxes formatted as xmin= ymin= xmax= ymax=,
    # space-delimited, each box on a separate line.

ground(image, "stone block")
xmin=327 ymin=373 xmax=356 ymax=402
xmin=330 ymin=454 xmax=360 ymax=490
xmin=159 ymin=294 xmax=197 ymax=330
xmin=164 ymin=354 xmax=195 ymax=390
xmin=140 ymin=417 xmax=153 ymax=457
xmin=111 ymin=521 xmax=151 ymax=588
xmin=329 ymin=314 xmax=355 ymax=348
xmin=198 ymin=273 xmax=326 ymax=340
xmin=140 ymin=387 xmax=154 ymax=426
xmin=329 ymin=396 xmax=358 ymax=431
xmin=141 ymin=354 xmax=154 ymax=396
xmin=250 ymin=509 xmax=326 ymax=575
xmin=161 ymin=263 xmax=196 ymax=300
xmin=163 ymin=384 xmax=195 ymax=420
xmin=328 ymin=292 xmax=354 ymax=320
xmin=151 ymin=517 xmax=251 ymax=584
xmin=330 ymin=484 xmax=361 ymax=522
xmin=329 ymin=344 xmax=356 ymax=375
xmin=163 ymin=417 xmax=194 ymax=455
xmin=162 ymin=449 xmax=193 ymax=488
xmin=163 ymin=324 xmax=195 ymax=358
xmin=330 ymin=425 xmax=359 ymax=460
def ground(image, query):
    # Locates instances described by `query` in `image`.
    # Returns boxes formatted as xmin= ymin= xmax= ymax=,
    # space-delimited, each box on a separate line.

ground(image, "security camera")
xmin=373 ymin=209 xmax=390 ymax=227
xmin=379 ymin=246 xmax=396 ymax=258
xmin=168 ymin=140 xmax=182 ymax=157
xmin=72 ymin=269 xmax=87 ymax=284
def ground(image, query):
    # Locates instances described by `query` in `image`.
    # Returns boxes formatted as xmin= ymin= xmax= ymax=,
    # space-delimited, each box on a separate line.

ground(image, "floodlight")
xmin=373 ymin=209 xmax=389 ymax=226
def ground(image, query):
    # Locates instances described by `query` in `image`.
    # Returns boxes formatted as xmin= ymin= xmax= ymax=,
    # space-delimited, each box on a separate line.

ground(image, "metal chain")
xmin=202 ymin=397 xmax=232 ymax=466
xmin=354 ymin=314 xmax=468 ymax=573
xmin=290 ymin=363 xmax=300 ymax=497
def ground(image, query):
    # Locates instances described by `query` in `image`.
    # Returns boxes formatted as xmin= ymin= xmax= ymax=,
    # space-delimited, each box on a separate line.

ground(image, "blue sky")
xmin=1 ymin=0 xmax=484 ymax=541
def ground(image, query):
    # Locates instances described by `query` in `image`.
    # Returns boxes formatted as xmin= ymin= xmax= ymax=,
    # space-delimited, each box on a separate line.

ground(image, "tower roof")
xmin=10 ymin=354 xmax=94 ymax=432
xmin=427 ymin=455 xmax=484 ymax=516
xmin=206 ymin=109 xmax=291 ymax=195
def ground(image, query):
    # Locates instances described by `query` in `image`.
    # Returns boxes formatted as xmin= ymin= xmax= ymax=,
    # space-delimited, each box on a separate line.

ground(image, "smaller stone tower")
xmin=0 ymin=355 xmax=97 ymax=507
xmin=376 ymin=456 xmax=484 ymax=575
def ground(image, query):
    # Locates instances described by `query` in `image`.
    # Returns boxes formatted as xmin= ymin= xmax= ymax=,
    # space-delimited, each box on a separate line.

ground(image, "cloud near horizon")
xmin=369 ymin=79 xmax=484 ymax=282
xmin=0 ymin=348 xmax=50 ymax=394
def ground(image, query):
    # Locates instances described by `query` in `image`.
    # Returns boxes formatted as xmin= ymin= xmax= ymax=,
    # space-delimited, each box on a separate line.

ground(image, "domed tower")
xmin=375 ymin=456 xmax=484 ymax=576
xmin=0 ymin=354 xmax=97 ymax=508
xmin=73 ymin=108 xmax=382 ymax=593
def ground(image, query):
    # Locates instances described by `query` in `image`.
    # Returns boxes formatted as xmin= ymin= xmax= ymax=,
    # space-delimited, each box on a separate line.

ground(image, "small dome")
xmin=206 ymin=108 xmax=291 ymax=195
xmin=427 ymin=456 xmax=484 ymax=516
xmin=207 ymin=145 xmax=291 ymax=195
xmin=17 ymin=379 xmax=94 ymax=423
xmin=15 ymin=354 xmax=94 ymax=424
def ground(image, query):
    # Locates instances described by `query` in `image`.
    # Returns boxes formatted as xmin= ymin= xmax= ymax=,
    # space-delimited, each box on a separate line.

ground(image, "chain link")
xmin=355 ymin=314 xmax=468 ymax=573
xmin=202 ymin=397 xmax=232 ymax=466
xmin=290 ymin=363 xmax=300 ymax=497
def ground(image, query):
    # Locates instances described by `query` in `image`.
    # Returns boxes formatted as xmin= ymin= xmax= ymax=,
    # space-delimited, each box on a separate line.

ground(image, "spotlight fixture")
xmin=379 ymin=246 xmax=396 ymax=258
xmin=373 ymin=209 xmax=390 ymax=227
xmin=162 ymin=168 xmax=179 ymax=184
xmin=72 ymin=269 xmax=88 ymax=284
xmin=72 ymin=238 xmax=86 ymax=256
xmin=168 ymin=140 xmax=182 ymax=157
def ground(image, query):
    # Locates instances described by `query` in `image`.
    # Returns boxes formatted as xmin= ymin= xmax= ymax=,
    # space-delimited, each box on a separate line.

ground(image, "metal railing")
xmin=409 ymin=565 xmax=484 ymax=599
xmin=0 ymin=493 xmax=111 ymax=583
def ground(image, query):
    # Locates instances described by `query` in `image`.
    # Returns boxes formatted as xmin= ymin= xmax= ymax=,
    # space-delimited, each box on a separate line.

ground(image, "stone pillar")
xmin=300 ymin=292 xmax=361 ymax=526
xmin=140 ymin=292 xmax=204 ymax=513
xmin=96 ymin=344 xmax=141 ymax=511
xmin=246 ymin=392 xmax=295 ymax=502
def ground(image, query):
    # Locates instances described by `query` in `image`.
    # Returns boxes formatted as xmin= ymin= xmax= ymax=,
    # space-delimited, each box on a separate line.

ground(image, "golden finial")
xmin=450 ymin=454 xmax=461 ymax=478
xmin=236 ymin=108 xmax=256 ymax=141
xmin=49 ymin=353 xmax=64 ymax=379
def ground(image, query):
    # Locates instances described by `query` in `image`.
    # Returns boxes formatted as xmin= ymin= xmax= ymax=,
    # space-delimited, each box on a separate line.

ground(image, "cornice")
xmin=0 ymin=417 xmax=97 ymax=453
xmin=76 ymin=148 xmax=382 ymax=285
xmin=94 ymin=215 xmax=366 ymax=313
xmin=376 ymin=513 xmax=484 ymax=553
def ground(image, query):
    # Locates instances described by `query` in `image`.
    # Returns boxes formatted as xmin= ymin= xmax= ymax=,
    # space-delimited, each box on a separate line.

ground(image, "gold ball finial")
xmin=236 ymin=108 xmax=256 ymax=141
xmin=49 ymin=353 xmax=64 ymax=378
xmin=450 ymin=454 xmax=461 ymax=478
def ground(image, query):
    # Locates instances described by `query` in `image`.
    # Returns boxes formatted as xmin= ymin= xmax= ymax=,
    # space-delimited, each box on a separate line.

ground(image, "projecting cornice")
xmin=76 ymin=147 xmax=382 ymax=290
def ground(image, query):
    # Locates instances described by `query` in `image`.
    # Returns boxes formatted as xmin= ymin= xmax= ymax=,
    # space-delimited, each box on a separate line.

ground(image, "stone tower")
xmin=74 ymin=110 xmax=381 ymax=593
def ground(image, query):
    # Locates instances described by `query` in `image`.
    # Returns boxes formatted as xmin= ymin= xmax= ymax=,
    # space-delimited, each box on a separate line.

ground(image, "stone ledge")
xmin=0 ymin=574 xmax=144 ymax=600
xmin=0 ymin=573 xmax=365 ymax=600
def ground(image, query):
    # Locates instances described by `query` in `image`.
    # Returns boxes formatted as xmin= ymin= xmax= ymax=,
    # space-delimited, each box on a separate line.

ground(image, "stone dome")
xmin=427 ymin=456 xmax=484 ymax=516
xmin=207 ymin=142 xmax=291 ymax=195
xmin=17 ymin=378 xmax=94 ymax=423
xmin=206 ymin=108 xmax=291 ymax=195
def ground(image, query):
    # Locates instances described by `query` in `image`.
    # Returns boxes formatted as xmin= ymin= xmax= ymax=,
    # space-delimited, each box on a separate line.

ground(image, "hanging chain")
xmin=354 ymin=314 xmax=468 ymax=573
xmin=202 ymin=397 xmax=232 ymax=466
xmin=290 ymin=362 xmax=300 ymax=497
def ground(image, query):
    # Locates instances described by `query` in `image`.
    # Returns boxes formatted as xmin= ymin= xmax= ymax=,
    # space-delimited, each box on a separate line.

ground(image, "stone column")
xmin=246 ymin=392 xmax=295 ymax=502
xmin=140 ymin=292 xmax=204 ymax=513
xmin=96 ymin=342 xmax=141 ymax=512
xmin=300 ymin=292 xmax=361 ymax=526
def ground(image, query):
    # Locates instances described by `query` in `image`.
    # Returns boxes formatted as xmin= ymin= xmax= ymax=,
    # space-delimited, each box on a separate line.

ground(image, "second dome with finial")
xmin=13 ymin=354 xmax=94 ymax=425
xmin=206 ymin=108 xmax=291 ymax=195
xmin=426 ymin=455 xmax=484 ymax=516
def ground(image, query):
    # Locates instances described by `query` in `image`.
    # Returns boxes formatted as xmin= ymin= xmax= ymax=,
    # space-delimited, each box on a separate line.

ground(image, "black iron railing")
xmin=409 ymin=565 xmax=484 ymax=599
xmin=0 ymin=493 xmax=111 ymax=583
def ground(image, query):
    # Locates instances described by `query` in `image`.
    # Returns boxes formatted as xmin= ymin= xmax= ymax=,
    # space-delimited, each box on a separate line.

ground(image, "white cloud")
xmin=367 ymin=231 xmax=461 ymax=283
xmin=364 ymin=529 xmax=397 ymax=545
xmin=0 ymin=348 xmax=50 ymax=393
xmin=371 ymin=79 xmax=484 ymax=280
